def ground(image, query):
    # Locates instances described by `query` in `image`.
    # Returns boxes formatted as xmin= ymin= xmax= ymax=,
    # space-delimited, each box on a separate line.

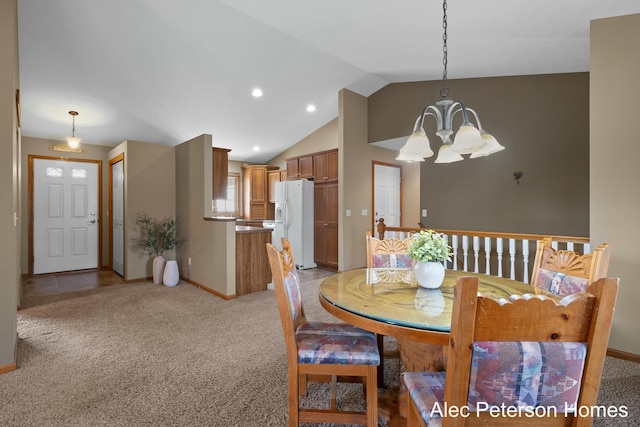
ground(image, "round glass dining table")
xmin=319 ymin=267 xmax=533 ymax=344
xmin=318 ymin=267 xmax=534 ymax=422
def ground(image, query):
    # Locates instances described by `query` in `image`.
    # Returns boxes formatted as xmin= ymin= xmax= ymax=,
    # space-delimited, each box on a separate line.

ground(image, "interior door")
xmin=373 ymin=162 xmax=401 ymax=238
xmin=111 ymin=158 xmax=124 ymax=276
xmin=33 ymin=158 xmax=99 ymax=274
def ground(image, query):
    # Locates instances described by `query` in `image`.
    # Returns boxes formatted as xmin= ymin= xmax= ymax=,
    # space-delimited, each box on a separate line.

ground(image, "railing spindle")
xmin=484 ymin=237 xmax=491 ymax=275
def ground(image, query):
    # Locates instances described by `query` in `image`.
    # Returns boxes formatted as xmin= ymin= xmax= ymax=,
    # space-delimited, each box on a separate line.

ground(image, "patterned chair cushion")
xmin=404 ymin=371 xmax=445 ymax=426
xmin=469 ymin=341 xmax=586 ymax=412
xmin=534 ymin=268 xmax=589 ymax=297
xmin=371 ymin=253 xmax=413 ymax=268
xmin=283 ymin=268 xmax=304 ymax=326
xmin=404 ymin=341 xmax=587 ymax=424
xmin=295 ymin=322 xmax=380 ymax=366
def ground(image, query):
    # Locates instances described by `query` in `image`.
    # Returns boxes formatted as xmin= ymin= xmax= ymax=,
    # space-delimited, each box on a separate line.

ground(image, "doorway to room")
xmin=372 ymin=161 xmax=402 ymax=238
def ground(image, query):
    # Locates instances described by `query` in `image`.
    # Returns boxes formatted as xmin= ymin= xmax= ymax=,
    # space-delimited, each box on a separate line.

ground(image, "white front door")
xmin=373 ymin=163 xmax=401 ymax=238
xmin=33 ymin=158 xmax=99 ymax=274
xmin=111 ymin=159 xmax=124 ymax=276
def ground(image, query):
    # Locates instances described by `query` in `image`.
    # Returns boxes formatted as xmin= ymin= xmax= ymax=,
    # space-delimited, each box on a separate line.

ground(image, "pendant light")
xmin=397 ymin=0 xmax=505 ymax=163
xmin=66 ymin=111 xmax=81 ymax=148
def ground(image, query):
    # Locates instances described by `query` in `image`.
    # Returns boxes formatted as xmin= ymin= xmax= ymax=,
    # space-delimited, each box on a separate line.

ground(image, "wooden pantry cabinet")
xmin=313 ymin=149 xmax=338 ymax=183
xmin=242 ymin=165 xmax=278 ymax=220
xmin=314 ymin=181 xmax=339 ymax=270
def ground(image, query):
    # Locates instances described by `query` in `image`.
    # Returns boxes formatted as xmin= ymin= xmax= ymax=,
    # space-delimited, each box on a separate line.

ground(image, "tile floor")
xmin=22 ymin=270 xmax=126 ymax=298
xmin=22 ymin=267 xmax=335 ymax=298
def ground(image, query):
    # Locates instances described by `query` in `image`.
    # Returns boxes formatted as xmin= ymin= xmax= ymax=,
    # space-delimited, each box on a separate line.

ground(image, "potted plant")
xmin=407 ymin=229 xmax=452 ymax=288
xmin=133 ymin=213 xmax=179 ymax=285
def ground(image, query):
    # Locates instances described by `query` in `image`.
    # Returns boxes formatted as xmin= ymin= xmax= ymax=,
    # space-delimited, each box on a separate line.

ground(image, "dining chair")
xmin=365 ymin=230 xmax=412 ymax=382
xmin=365 ymin=230 xmax=413 ymax=269
xmin=530 ymin=237 xmax=612 ymax=297
xmin=403 ymin=275 xmax=619 ymax=426
xmin=266 ymin=238 xmax=380 ymax=426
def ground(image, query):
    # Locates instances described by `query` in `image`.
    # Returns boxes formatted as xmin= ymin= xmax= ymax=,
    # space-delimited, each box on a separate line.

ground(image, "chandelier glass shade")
xmin=396 ymin=0 xmax=505 ymax=163
xmin=66 ymin=111 xmax=81 ymax=148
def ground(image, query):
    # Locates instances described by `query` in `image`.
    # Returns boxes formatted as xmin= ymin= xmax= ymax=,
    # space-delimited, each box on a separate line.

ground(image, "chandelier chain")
xmin=440 ymin=0 xmax=449 ymax=99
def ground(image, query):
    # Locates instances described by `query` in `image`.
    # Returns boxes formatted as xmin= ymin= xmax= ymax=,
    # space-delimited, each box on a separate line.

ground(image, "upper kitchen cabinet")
xmin=313 ymin=149 xmax=338 ymax=183
xmin=212 ymin=147 xmax=231 ymax=200
xmin=242 ymin=165 xmax=278 ymax=220
xmin=286 ymin=155 xmax=313 ymax=180
xmin=267 ymin=169 xmax=288 ymax=203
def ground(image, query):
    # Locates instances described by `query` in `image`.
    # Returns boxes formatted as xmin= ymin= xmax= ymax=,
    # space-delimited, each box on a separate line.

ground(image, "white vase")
xmin=414 ymin=261 xmax=445 ymax=289
xmin=163 ymin=260 xmax=179 ymax=287
xmin=152 ymin=255 xmax=165 ymax=285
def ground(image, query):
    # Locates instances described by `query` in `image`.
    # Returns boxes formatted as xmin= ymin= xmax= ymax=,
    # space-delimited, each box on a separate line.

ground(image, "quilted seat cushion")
xmin=534 ymin=267 xmax=589 ymax=297
xmin=404 ymin=371 xmax=446 ymax=426
xmin=295 ymin=322 xmax=380 ymax=366
xmin=404 ymin=341 xmax=587 ymax=424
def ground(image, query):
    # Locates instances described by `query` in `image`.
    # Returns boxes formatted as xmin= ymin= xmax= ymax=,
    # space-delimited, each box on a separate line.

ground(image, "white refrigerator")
xmin=273 ymin=179 xmax=316 ymax=269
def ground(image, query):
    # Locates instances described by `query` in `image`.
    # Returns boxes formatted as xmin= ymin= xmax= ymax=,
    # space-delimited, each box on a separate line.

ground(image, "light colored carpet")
xmin=3 ymin=276 xmax=639 ymax=426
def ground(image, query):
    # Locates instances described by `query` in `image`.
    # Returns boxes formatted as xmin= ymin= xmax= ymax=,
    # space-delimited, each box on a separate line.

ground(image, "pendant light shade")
xmin=66 ymin=111 xmax=81 ymax=148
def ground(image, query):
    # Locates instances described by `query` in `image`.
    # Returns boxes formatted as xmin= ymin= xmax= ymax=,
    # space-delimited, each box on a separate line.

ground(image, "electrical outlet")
xmin=188 ymin=257 xmax=192 ymax=266
xmin=422 ymin=209 xmax=427 ymax=217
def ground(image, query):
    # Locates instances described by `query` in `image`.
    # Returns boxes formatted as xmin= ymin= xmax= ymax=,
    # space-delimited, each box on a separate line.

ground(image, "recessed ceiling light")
xmin=252 ymin=146 xmax=260 ymax=151
xmin=252 ymin=88 xmax=263 ymax=98
xmin=306 ymin=104 xmax=316 ymax=113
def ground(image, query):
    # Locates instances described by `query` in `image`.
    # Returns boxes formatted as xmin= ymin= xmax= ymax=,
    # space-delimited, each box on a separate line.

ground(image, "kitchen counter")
xmin=235 ymin=225 xmax=270 ymax=234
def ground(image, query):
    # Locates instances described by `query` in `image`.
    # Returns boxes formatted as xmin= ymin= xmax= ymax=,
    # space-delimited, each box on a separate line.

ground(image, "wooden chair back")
xmin=365 ymin=230 xmax=413 ymax=268
xmin=438 ymin=275 xmax=619 ymax=426
xmin=266 ymin=238 xmax=306 ymax=365
xmin=530 ymin=237 xmax=611 ymax=297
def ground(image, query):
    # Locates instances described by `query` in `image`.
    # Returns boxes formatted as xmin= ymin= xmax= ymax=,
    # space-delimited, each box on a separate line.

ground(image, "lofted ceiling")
xmin=17 ymin=1 xmax=640 ymax=163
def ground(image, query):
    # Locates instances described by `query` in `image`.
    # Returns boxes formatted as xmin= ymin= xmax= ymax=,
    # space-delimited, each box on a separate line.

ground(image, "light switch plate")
xmin=361 ymin=209 xmax=368 ymax=216
xmin=346 ymin=209 xmax=352 ymax=217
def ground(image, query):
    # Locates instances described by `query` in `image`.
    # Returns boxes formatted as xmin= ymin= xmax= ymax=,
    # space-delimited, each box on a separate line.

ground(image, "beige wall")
xmin=20 ymin=137 xmax=114 ymax=275
xmin=109 ymin=140 xmax=176 ymax=281
xmin=0 ymin=0 xmax=19 ymax=369
xmin=268 ymin=118 xmax=339 ymax=169
xmin=590 ymin=13 xmax=640 ymax=355
xmin=369 ymin=74 xmax=590 ymax=236
xmin=339 ymin=89 xmax=420 ymax=270
xmin=175 ymin=135 xmax=235 ymax=296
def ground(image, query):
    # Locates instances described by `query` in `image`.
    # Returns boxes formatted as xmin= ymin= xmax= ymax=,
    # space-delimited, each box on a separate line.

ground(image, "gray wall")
xmin=369 ymin=73 xmax=590 ymax=236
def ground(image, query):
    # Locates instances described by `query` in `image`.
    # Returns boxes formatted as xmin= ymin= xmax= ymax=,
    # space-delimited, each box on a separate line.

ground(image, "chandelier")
xmin=66 ymin=111 xmax=81 ymax=148
xmin=396 ymin=0 xmax=505 ymax=163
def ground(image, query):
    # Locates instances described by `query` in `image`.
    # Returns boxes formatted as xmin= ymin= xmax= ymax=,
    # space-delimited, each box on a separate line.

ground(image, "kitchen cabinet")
xmin=212 ymin=147 xmax=231 ymax=200
xmin=242 ymin=165 xmax=278 ymax=219
xmin=314 ymin=181 xmax=338 ymax=270
xmin=267 ymin=169 xmax=287 ymax=203
xmin=286 ymin=155 xmax=313 ymax=180
xmin=313 ymin=149 xmax=338 ymax=183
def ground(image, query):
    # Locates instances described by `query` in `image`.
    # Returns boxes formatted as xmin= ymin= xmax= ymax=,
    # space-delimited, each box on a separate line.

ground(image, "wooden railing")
xmin=375 ymin=219 xmax=590 ymax=284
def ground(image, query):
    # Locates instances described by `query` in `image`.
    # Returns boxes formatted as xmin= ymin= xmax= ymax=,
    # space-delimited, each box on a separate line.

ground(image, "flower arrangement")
xmin=133 ymin=212 xmax=179 ymax=257
xmin=407 ymin=230 xmax=452 ymax=263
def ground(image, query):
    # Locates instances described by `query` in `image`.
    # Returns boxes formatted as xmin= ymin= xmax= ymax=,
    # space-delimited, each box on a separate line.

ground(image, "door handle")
xmin=88 ymin=219 xmax=96 ymax=224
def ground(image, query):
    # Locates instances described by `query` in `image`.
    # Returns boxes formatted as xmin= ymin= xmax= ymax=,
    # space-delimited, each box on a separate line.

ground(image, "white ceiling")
xmin=17 ymin=1 xmax=640 ymax=163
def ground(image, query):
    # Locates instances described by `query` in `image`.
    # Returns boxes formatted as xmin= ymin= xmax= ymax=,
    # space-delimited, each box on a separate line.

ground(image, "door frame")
xmin=371 ymin=161 xmax=403 ymax=236
xmin=28 ymin=155 xmax=103 ymax=276
xmin=108 ymin=153 xmax=124 ymax=273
